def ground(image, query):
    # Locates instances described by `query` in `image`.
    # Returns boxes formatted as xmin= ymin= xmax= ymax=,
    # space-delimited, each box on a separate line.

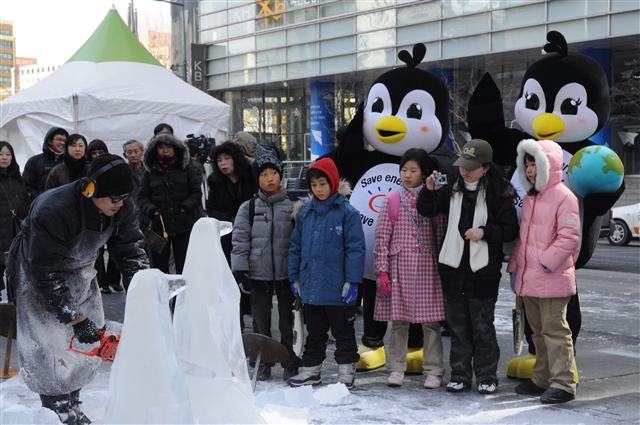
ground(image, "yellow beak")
xmin=532 ymin=113 xmax=565 ymax=140
xmin=375 ymin=116 xmax=407 ymax=144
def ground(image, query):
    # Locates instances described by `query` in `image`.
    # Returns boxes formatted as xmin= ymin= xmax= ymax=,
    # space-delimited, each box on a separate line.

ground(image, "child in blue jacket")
xmin=287 ymin=157 xmax=365 ymax=389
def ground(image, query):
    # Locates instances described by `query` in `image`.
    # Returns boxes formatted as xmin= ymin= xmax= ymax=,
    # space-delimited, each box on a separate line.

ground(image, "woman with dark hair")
xmin=417 ymin=139 xmax=519 ymax=395
xmin=45 ymin=133 xmax=89 ymax=189
xmin=207 ymin=141 xmax=257 ymax=329
xmin=0 ymin=141 xmax=30 ymax=301
xmin=206 ymin=141 xmax=257 ymax=258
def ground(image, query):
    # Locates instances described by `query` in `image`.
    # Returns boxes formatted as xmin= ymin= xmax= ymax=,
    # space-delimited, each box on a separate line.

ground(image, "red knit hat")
xmin=307 ymin=157 xmax=340 ymax=196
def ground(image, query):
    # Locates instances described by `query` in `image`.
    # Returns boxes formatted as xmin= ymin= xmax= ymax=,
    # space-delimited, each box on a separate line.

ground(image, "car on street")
xmin=608 ymin=202 xmax=640 ymax=246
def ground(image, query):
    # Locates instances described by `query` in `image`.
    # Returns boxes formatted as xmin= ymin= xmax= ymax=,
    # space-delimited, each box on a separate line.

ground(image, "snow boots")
xmin=288 ymin=365 xmax=322 ymax=387
xmin=337 ymin=363 xmax=356 ymax=389
xmin=40 ymin=390 xmax=91 ymax=425
xmin=282 ymin=367 xmax=299 ymax=381
xmin=256 ymin=364 xmax=271 ymax=381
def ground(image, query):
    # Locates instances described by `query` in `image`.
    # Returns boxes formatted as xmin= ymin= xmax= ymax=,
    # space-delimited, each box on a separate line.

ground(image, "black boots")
xmin=40 ymin=390 xmax=91 ymax=425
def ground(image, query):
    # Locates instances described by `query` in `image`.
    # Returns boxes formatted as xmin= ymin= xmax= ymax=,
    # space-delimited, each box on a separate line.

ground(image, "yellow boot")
xmin=507 ymin=355 xmax=580 ymax=384
xmin=405 ymin=348 xmax=424 ymax=374
xmin=355 ymin=345 xmax=386 ymax=371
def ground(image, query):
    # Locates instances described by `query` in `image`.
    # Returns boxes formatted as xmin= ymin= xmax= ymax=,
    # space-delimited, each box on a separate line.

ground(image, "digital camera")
xmin=434 ymin=174 xmax=448 ymax=185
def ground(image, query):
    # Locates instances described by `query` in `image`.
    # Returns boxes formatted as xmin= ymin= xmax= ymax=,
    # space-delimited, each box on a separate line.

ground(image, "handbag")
xmin=144 ymin=213 xmax=169 ymax=254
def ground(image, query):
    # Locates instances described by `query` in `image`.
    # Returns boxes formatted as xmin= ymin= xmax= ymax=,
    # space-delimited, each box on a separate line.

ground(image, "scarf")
xmin=157 ymin=155 xmax=177 ymax=171
xmin=438 ymin=180 xmax=489 ymax=272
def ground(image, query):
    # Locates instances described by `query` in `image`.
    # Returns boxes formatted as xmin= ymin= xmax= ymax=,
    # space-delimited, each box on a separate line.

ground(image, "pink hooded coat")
xmin=508 ymin=139 xmax=580 ymax=298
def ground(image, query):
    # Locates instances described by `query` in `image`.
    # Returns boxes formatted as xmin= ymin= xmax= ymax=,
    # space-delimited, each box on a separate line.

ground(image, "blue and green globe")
xmin=567 ymin=145 xmax=624 ymax=198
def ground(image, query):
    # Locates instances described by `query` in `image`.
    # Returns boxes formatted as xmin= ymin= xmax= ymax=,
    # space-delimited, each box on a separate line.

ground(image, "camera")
xmin=185 ymin=134 xmax=215 ymax=164
xmin=434 ymin=174 xmax=448 ymax=185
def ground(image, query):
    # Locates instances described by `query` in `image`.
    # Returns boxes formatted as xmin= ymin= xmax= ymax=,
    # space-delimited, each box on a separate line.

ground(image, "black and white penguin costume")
xmin=327 ymin=43 xmax=454 ymax=353
xmin=467 ymin=30 xmax=625 ymax=358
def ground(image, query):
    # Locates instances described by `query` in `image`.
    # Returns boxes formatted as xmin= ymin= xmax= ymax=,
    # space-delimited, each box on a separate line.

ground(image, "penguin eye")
xmin=525 ymin=92 xmax=540 ymax=110
xmin=560 ymin=98 xmax=582 ymax=115
xmin=371 ymin=97 xmax=384 ymax=113
xmin=406 ymin=103 xmax=422 ymax=119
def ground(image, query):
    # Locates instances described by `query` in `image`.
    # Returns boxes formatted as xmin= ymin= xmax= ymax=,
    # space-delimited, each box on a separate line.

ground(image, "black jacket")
xmin=417 ymin=170 xmax=519 ymax=297
xmin=44 ymin=161 xmax=90 ymax=189
xmin=22 ymin=127 xmax=67 ymax=197
xmin=9 ymin=181 xmax=148 ymax=322
xmin=0 ymin=170 xmax=30 ymax=257
xmin=206 ymin=174 xmax=256 ymax=223
xmin=137 ymin=135 xmax=203 ymax=236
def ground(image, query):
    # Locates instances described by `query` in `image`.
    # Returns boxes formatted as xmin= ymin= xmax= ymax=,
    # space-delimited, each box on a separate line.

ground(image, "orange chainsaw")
xmin=69 ymin=328 xmax=120 ymax=363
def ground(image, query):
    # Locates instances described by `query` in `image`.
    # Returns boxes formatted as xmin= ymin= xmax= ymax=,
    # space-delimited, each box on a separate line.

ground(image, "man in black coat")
xmin=7 ymin=154 xmax=149 ymax=424
xmin=22 ymin=127 xmax=69 ymax=198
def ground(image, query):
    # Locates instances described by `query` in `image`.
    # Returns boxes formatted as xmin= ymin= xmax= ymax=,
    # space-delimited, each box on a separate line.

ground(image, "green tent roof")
xmin=67 ymin=8 xmax=162 ymax=65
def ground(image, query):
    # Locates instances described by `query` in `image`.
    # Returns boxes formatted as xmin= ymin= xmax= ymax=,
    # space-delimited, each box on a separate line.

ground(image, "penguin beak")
xmin=375 ymin=116 xmax=407 ymax=144
xmin=532 ymin=113 xmax=565 ymax=140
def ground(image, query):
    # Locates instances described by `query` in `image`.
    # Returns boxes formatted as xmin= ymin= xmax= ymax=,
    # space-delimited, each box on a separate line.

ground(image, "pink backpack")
xmin=387 ymin=190 xmax=401 ymax=224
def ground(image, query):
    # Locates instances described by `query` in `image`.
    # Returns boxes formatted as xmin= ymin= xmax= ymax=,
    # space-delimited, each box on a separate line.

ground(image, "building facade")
xmin=0 ymin=20 xmax=16 ymax=100
xmin=12 ymin=56 xmax=37 ymax=94
xmin=197 ymin=0 xmax=639 ymax=175
xmin=13 ymin=63 xmax=61 ymax=93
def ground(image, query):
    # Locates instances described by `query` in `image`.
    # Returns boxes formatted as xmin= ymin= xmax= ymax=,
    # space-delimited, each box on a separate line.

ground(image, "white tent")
xmin=0 ymin=8 xmax=229 ymax=166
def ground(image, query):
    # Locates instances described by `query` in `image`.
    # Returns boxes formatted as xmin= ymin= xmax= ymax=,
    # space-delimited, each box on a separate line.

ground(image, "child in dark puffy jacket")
xmin=231 ymin=144 xmax=300 ymax=382
xmin=287 ymin=157 xmax=365 ymax=389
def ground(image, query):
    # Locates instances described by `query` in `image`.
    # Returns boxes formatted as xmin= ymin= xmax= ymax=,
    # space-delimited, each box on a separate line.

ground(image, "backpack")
xmin=387 ymin=190 xmax=401 ymax=225
xmin=248 ymin=196 xmax=256 ymax=227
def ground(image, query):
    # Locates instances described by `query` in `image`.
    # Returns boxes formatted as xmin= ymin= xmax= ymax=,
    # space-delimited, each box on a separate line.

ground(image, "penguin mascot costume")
xmin=327 ymin=43 xmax=454 ymax=371
xmin=467 ymin=30 xmax=625 ymax=378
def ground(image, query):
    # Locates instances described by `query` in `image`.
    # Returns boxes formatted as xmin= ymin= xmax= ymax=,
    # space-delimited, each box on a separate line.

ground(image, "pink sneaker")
xmin=387 ymin=371 xmax=404 ymax=387
xmin=424 ymin=375 xmax=442 ymax=389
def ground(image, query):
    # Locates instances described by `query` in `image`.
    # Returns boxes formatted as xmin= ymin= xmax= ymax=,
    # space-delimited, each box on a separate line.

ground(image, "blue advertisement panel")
xmin=581 ymin=48 xmax=612 ymax=146
xmin=310 ymin=81 xmax=335 ymax=159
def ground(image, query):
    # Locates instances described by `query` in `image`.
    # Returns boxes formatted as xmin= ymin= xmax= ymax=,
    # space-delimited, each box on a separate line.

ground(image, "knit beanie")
xmin=307 ymin=157 xmax=340 ymax=196
xmin=87 ymin=154 xmax=133 ymax=197
xmin=232 ymin=131 xmax=258 ymax=158
xmin=255 ymin=144 xmax=283 ymax=178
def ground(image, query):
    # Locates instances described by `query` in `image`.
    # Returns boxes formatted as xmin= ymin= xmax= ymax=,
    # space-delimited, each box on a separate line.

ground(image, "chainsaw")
xmin=69 ymin=328 xmax=121 ymax=363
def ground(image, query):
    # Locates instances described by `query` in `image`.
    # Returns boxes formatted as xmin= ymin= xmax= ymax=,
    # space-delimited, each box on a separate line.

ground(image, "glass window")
xmin=320 ymin=1 xmax=355 ymax=18
xmin=442 ymin=34 xmax=490 ymax=58
xmin=200 ymin=11 xmax=226 ymax=30
xmin=491 ymin=0 xmax=540 ymax=9
xmin=207 ymin=58 xmax=227 ymax=74
xmin=492 ymin=26 xmax=546 ymax=50
xmin=611 ymin=11 xmax=640 ymax=35
xmin=287 ymin=43 xmax=319 ymax=61
xmin=228 ymin=4 xmax=254 ymax=24
xmin=288 ymin=60 xmax=318 ymax=79
xmin=257 ymin=31 xmax=286 ymax=50
xmin=320 ymin=17 xmax=356 ymax=39
xmin=228 ymin=37 xmax=255 ymax=54
xmin=442 ymin=0 xmax=490 ymax=17
xmin=287 ymin=25 xmax=319 ymax=44
xmin=320 ymin=36 xmax=355 ymax=57
xmin=228 ymin=20 xmax=255 ymax=38
xmin=257 ymin=65 xmax=286 ymax=83
xmin=357 ymin=9 xmax=396 ymax=32
xmin=357 ymin=48 xmax=396 ymax=69
xmin=200 ymin=1 xmax=227 ymax=14
xmin=548 ymin=0 xmax=587 ymax=21
xmin=549 ymin=16 xmax=609 ymax=41
xmin=257 ymin=48 xmax=286 ymax=66
xmin=321 ymin=54 xmax=355 ymax=74
xmin=208 ymin=74 xmax=228 ymax=90
xmin=397 ymin=21 xmax=440 ymax=45
xmin=611 ymin=0 xmax=640 ymax=12
xmin=256 ymin=0 xmax=286 ymax=31
xmin=228 ymin=53 xmax=256 ymax=71
xmin=442 ymin=13 xmax=491 ymax=38
xmin=288 ymin=6 xmax=318 ymax=24
xmin=587 ymin=0 xmax=608 ymax=15
xmin=201 ymin=27 xmax=228 ymax=43
xmin=356 ymin=0 xmax=395 ymax=12
xmin=357 ymin=29 xmax=395 ymax=50
xmin=0 ymin=40 xmax=13 ymax=49
xmin=397 ymin=2 xmax=441 ymax=26
xmin=492 ymin=3 xmax=545 ymax=31
xmin=229 ymin=69 xmax=256 ymax=86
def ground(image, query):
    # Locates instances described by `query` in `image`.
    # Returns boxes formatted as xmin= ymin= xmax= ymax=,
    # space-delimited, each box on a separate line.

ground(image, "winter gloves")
xmin=377 ymin=272 xmax=391 ymax=297
xmin=341 ymin=282 xmax=358 ymax=304
xmin=73 ymin=318 xmax=102 ymax=343
xmin=290 ymin=281 xmax=301 ymax=298
xmin=233 ymin=271 xmax=253 ymax=294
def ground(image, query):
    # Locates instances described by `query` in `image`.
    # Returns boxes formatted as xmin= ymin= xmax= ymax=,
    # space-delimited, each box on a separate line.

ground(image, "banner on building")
xmin=191 ymin=44 xmax=207 ymax=91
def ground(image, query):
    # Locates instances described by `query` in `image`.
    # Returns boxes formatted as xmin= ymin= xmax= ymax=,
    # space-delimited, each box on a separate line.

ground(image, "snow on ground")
xmin=1 ymin=363 xmax=611 ymax=424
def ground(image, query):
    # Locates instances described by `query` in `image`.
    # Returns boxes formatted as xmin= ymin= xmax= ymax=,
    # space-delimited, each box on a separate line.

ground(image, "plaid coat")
xmin=373 ymin=188 xmax=446 ymax=323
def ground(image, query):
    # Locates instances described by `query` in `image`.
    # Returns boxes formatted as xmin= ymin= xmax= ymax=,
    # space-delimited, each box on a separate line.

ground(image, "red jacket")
xmin=508 ymin=139 xmax=580 ymax=298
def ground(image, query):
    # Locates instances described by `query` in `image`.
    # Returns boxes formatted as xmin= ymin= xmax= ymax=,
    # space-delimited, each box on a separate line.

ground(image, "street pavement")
xmin=1 ymin=239 xmax=639 ymax=423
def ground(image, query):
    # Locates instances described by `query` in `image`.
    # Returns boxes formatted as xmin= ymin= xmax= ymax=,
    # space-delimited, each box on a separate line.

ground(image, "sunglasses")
xmin=109 ymin=194 xmax=130 ymax=203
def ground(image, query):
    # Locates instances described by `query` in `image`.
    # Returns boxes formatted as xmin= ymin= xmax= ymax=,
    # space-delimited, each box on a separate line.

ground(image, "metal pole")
xmin=182 ymin=6 xmax=188 ymax=82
